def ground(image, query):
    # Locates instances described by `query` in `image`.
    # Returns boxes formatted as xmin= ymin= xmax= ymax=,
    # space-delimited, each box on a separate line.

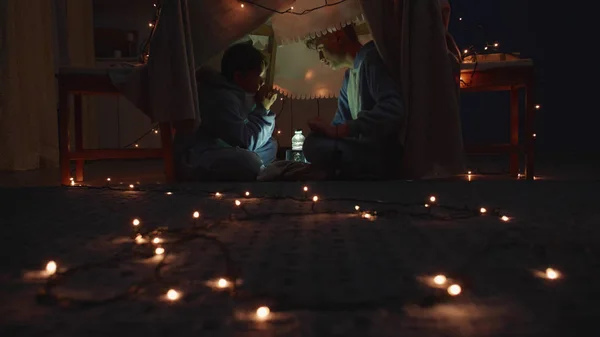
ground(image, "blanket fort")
xmin=112 ymin=0 xmax=464 ymax=179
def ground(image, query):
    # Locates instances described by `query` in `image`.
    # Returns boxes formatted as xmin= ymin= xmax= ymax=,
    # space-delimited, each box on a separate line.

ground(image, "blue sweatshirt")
xmin=194 ymin=68 xmax=275 ymax=152
xmin=332 ymin=41 xmax=404 ymax=140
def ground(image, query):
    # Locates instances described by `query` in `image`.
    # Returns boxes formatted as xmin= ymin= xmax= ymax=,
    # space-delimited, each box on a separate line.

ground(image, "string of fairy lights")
xmin=35 ymin=182 xmax=565 ymax=319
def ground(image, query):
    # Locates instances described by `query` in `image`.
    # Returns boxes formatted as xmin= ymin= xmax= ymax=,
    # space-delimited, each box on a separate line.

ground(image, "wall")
xmin=92 ymin=0 xmax=160 ymax=149
xmin=0 ymin=0 xmax=58 ymax=170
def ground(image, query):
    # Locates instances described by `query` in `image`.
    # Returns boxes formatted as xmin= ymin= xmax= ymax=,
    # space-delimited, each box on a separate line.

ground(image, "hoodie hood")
xmin=195 ymin=67 xmax=244 ymax=96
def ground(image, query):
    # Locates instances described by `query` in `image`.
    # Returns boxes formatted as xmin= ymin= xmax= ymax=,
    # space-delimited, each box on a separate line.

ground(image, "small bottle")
xmin=291 ymin=129 xmax=305 ymax=151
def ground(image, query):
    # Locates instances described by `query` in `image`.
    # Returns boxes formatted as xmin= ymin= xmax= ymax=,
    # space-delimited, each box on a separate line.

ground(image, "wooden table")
xmin=57 ymin=67 xmax=174 ymax=186
xmin=459 ymin=60 xmax=536 ymax=180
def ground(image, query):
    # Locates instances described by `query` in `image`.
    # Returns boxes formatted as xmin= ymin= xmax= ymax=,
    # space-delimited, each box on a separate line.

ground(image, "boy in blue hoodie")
xmin=304 ymin=26 xmax=404 ymax=179
xmin=176 ymin=42 xmax=279 ymax=181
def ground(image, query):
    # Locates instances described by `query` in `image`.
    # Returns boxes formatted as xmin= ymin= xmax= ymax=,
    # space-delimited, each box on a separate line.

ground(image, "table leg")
xmin=509 ymin=86 xmax=519 ymax=177
xmin=74 ymin=95 xmax=84 ymax=182
xmin=58 ymin=88 xmax=71 ymax=186
xmin=159 ymin=122 xmax=175 ymax=183
xmin=525 ymin=80 xmax=536 ymax=180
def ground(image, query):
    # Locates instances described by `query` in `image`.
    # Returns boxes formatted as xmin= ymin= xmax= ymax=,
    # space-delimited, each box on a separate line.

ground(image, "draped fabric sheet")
xmin=360 ymin=0 xmax=464 ymax=178
xmin=273 ymin=33 xmax=372 ymax=99
xmin=271 ymin=0 xmax=363 ymax=44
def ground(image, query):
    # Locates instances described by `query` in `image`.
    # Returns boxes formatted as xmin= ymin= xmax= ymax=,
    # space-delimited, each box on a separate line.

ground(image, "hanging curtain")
xmin=360 ymin=0 xmax=465 ymax=178
xmin=0 ymin=0 xmax=58 ymax=171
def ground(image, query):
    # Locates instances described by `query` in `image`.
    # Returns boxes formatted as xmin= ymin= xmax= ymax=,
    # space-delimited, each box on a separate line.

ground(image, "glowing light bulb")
xmin=154 ymin=130 xmax=159 ymax=134
xmin=303 ymin=186 xmax=308 ymax=192
xmin=46 ymin=261 xmax=57 ymax=275
xmin=166 ymin=192 xmax=172 ymax=195
xmin=277 ymin=130 xmax=281 ymax=135
xmin=193 ymin=211 xmax=200 ymax=218
xmin=240 ymin=3 xmax=244 ymax=7
xmin=148 ymin=22 xmax=154 ymax=27
xmin=355 ymin=205 xmax=360 ymax=211
xmin=459 ymin=17 xmax=462 ymax=20
xmin=290 ymin=6 xmax=294 ymax=9
xmin=256 ymin=306 xmax=270 ymax=320
xmin=480 ymin=207 xmax=487 ymax=214
xmin=152 ymin=237 xmax=161 ymax=244
xmin=433 ymin=275 xmax=447 ymax=285
xmin=463 ymin=49 xmax=468 ymax=54
xmin=484 ymin=46 xmax=488 ymax=50
xmin=215 ymin=192 xmax=222 ymax=198
xmin=245 ymin=191 xmax=250 ymax=197
xmin=467 ymin=171 xmax=472 ymax=174
xmin=70 ymin=180 xmax=75 ymax=186
xmin=132 ymin=218 xmax=140 ymax=226
xmin=217 ymin=278 xmax=229 ymax=288
xmin=70 ymin=177 xmax=74 ymax=181
xmin=424 ymin=203 xmax=430 ymax=208
xmin=362 ymin=213 xmax=372 ymax=219
xmin=312 ymin=196 xmax=319 ymax=202
xmin=447 ymin=284 xmax=462 ymax=296
xmin=501 ymin=215 xmax=510 ymax=222
xmin=134 ymin=144 xmax=139 ymax=148
xmin=235 ymin=200 xmax=241 ymax=206
xmin=429 ymin=196 xmax=436 ymax=203
xmin=494 ymin=42 xmax=499 ymax=47
xmin=533 ymin=133 xmax=537 ymax=138
xmin=546 ymin=268 xmax=559 ymax=279
xmin=155 ymin=247 xmax=165 ymax=255
xmin=129 ymin=184 xmax=134 ymax=189
xmin=107 ymin=177 xmax=111 ymax=182
xmin=166 ymin=289 xmax=180 ymax=301
xmin=535 ymin=104 xmax=541 ymax=110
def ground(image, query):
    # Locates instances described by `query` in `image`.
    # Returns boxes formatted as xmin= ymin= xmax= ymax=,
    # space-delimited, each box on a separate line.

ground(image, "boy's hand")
xmin=308 ymin=118 xmax=349 ymax=139
xmin=256 ymin=86 xmax=278 ymax=110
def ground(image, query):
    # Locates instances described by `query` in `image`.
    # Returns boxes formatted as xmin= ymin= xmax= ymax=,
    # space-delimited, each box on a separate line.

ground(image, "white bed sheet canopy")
xmin=113 ymin=0 xmax=464 ymax=178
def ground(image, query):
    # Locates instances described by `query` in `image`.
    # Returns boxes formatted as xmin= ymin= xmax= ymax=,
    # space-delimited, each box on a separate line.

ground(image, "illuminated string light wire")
xmin=238 ymin=0 xmax=348 ymax=15
xmin=38 ymin=183 xmax=574 ymax=314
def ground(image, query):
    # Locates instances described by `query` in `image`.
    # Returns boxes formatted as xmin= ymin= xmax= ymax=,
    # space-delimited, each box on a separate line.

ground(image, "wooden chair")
xmin=56 ymin=68 xmax=174 ymax=186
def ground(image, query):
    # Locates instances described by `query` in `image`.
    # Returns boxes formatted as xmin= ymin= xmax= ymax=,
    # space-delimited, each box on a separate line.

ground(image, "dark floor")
xmin=1 ymin=152 xmax=599 ymax=336
xmin=1 ymin=152 xmax=599 ymax=187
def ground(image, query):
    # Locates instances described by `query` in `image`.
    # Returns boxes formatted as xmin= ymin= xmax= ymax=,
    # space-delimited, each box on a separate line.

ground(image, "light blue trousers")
xmin=177 ymin=138 xmax=278 ymax=181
